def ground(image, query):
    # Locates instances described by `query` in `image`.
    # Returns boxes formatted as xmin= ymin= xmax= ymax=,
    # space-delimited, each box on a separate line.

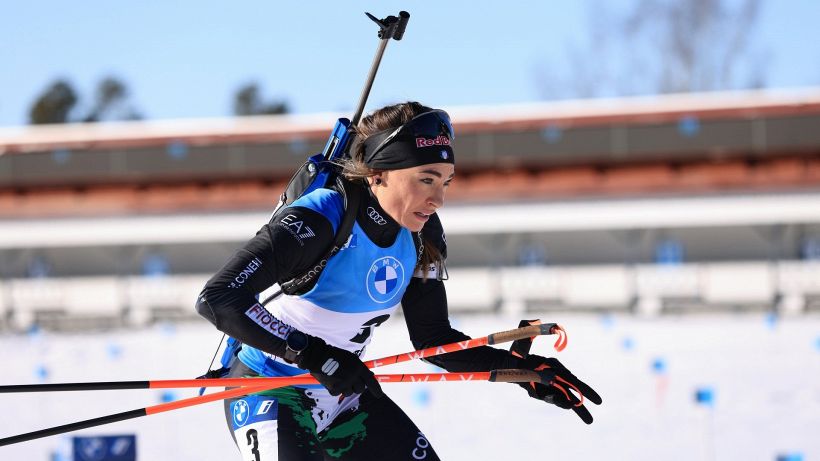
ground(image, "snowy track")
xmin=1 ymin=312 xmax=818 ymax=460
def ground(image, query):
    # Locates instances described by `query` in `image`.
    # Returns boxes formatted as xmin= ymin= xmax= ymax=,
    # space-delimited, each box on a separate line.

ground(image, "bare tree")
xmin=83 ymin=76 xmax=142 ymax=122
xmin=537 ymin=0 xmax=767 ymax=99
xmin=625 ymin=0 xmax=764 ymax=93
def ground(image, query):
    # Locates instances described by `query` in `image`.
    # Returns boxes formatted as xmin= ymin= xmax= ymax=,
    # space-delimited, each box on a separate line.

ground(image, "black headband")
xmin=362 ymin=109 xmax=455 ymax=170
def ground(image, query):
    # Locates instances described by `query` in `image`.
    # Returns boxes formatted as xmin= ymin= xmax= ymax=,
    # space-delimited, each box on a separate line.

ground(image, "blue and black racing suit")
xmin=196 ymin=180 xmax=518 ymax=461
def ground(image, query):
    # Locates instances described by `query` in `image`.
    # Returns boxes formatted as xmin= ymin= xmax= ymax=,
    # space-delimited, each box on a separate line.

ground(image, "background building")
xmin=1 ymin=88 xmax=819 ymax=461
xmin=2 ymin=88 xmax=820 ymax=330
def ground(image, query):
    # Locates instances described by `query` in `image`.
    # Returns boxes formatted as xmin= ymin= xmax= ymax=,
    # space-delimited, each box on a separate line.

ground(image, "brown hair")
xmin=339 ymin=102 xmax=445 ymax=278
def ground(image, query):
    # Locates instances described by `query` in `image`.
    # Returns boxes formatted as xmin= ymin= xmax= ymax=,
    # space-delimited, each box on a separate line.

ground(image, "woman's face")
xmin=371 ymin=163 xmax=455 ymax=232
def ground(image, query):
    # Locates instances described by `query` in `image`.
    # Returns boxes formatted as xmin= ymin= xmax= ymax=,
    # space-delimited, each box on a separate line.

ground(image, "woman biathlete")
xmin=196 ymin=101 xmax=601 ymax=460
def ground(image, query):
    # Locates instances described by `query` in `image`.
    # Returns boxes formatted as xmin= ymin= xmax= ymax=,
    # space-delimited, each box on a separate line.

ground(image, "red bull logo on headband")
xmin=416 ymin=135 xmax=450 ymax=148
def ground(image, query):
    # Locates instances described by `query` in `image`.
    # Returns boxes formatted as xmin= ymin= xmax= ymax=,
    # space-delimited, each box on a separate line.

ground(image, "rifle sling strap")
xmin=279 ymin=178 xmax=363 ymax=295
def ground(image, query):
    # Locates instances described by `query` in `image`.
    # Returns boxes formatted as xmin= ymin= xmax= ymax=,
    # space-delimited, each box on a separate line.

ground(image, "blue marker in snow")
xmin=600 ymin=314 xmax=615 ymax=330
xmin=764 ymin=311 xmax=778 ymax=330
xmin=776 ymin=453 xmax=803 ymax=461
xmin=35 ymin=364 xmax=49 ymax=381
xmin=107 ymin=342 xmax=123 ymax=360
xmin=694 ymin=386 xmax=715 ymax=407
xmin=651 ymin=357 xmax=667 ymax=375
xmin=412 ymin=388 xmax=431 ymax=407
xmin=621 ymin=336 xmax=635 ymax=351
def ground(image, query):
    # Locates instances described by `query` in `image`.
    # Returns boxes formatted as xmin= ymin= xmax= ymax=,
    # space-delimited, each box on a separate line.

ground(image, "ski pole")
xmin=363 ymin=321 xmax=566 ymax=369
xmin=0 ymin=322 xmax=565 ymax=394
xmin=0 ymin=369 xmax=547 ymax=447
xmin=0 ymin=383 xmax=272 ymax=448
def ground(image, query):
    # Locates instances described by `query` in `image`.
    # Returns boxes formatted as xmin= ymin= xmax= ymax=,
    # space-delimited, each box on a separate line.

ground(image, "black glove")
xmin=293 ymin=334 xmax=384 ymax=399
xmin=514 ymin=354 xmax=602 ymax=424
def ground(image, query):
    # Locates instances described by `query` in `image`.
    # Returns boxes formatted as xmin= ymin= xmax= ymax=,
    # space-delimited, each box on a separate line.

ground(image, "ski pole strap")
xmin=552 ymin=324 xmax=568 ymax=352
xmin=509 ymin=320 xmax=585 ymax=408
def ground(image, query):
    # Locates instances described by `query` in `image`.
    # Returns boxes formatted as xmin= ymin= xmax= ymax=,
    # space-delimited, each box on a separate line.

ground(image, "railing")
xmin=0 ymin=275 xmax=207 ymax=331
xmin=1 ymin=261 xmax=819 ymax=331
xmin=448 ymin=261 xmax=820 ymax=315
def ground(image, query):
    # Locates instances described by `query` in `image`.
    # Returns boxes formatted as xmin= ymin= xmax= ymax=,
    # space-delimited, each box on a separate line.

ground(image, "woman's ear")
xmin=372 ymin=172 xmax=388 ymax=186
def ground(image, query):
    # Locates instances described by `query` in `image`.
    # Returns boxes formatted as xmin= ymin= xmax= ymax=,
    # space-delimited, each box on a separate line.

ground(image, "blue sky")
xmin=1 ymin=0 xmax=819 ymax=127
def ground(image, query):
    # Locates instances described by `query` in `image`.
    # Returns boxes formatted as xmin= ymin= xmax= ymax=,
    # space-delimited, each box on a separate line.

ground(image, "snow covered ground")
xmin=1 ymin=311 xmax=818 ymax=460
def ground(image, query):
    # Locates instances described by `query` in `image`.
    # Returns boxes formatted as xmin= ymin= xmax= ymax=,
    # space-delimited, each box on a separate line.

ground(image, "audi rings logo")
xmin=367 ymin=207 xmax=387 ymax=226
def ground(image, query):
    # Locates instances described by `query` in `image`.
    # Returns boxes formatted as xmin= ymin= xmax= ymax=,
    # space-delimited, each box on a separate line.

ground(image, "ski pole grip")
xmin=489 ymin=369 xmax=541 ymax=384
xmin=487 ymin=323 xmax=558 ymax=345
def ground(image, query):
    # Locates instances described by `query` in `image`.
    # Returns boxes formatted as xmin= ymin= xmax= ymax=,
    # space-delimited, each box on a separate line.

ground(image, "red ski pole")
xmin=0 ymin=369 xmax=547 ymax=447
xmin=0 ymin=322 xmax=566 ymax=394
